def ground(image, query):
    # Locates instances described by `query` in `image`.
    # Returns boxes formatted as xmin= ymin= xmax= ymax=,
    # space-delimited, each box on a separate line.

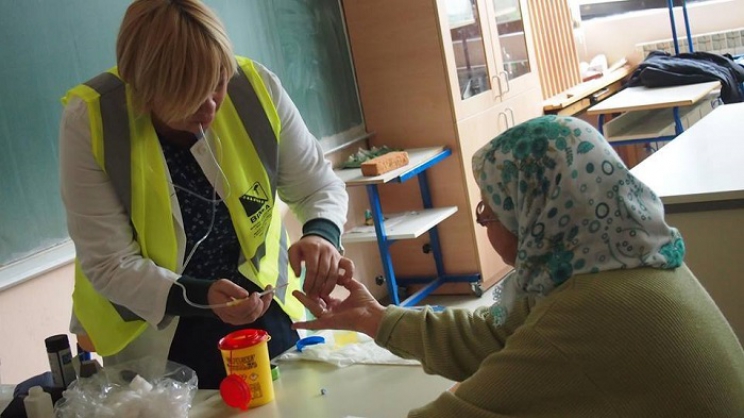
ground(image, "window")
xmin=575 ymin=0 xmax=713 ymax=21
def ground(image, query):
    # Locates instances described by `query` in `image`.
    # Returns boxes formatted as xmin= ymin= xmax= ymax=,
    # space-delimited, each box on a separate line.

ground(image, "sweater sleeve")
xmin=165 ymin=276 xmax=217 ymax=318
xmin=375 ymin=293 xmax=612 ymax=418
xmin=405 ymin=329 xmax=611 ymax=418
xmin=380 ymin=268 xmax=744 ymax=418
xmin=375 ymin=298 xmax=534 ymax=382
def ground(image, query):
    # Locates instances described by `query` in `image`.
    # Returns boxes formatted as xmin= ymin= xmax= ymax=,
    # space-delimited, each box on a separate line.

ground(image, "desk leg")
xmin=673 ymin=107 xmax=684 ymax=136
xmin=597 ymin=114 xmax=606 ymax=135
xmin=417 ymin=171 xmax=445 ymax=278
xmin=366 ymin=184 xmax=401 ymax=305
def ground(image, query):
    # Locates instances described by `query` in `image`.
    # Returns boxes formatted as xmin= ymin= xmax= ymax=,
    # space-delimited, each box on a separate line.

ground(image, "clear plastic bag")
xmin=55 ymin=357 xmax=197 ymax=418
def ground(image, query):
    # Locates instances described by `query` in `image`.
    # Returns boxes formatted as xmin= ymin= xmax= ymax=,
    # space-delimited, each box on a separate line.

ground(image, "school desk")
xmin=587 ymin=81 xmax=721 ymax=144
xmin=630 ymin=102 xmax=744 ymax=342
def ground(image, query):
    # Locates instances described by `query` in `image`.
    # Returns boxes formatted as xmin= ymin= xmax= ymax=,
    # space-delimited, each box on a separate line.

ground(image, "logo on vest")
xmin=240 ymin=182 xmax=271 ymax=225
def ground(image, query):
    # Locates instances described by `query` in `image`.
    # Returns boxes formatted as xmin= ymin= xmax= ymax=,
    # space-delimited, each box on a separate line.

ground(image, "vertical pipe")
xmin=681 ymin=0 xmax=694 ymax=52
xmin=667 ymin=0 xmax=681 ymax=55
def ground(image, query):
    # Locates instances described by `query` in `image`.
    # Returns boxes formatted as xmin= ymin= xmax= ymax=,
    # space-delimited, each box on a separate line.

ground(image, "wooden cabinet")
xmin=341 ymin=0 xmax=542 ymax=293
xmin=439 ymin=0 xmax=540 ymax=118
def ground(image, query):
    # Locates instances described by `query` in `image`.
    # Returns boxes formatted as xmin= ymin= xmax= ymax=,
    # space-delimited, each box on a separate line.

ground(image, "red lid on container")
xmin=218 ymin=329 xmax=269 ymax=350
xmin=220 ymin=374 xmax=252 ymax=410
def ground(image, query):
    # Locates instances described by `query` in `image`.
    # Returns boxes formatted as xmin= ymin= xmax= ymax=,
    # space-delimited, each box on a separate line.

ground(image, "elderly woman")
xmin=293 ymin=116 xmax=744 ymax=417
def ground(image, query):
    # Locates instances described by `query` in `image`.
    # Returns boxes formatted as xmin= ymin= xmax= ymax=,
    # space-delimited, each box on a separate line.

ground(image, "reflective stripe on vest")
xmin=66 ymin=58 xmax=303 ymax=356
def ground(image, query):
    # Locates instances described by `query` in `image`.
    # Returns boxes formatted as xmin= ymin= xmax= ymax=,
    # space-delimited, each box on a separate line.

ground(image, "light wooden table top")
xmin=543 ymin=65 xmax=633 ymax=112
xmin=587 ymin=81 xmax=720 ymax=115
xmin=630 ymin=102 xmax=744 ymax=205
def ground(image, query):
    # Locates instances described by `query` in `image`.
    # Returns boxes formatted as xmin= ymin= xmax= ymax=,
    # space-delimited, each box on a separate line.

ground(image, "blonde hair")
xmin=116 ymin=0 xmax=237 ymax=122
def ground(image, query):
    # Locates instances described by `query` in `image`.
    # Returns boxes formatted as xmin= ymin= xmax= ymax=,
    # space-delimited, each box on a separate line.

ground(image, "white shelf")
xmin=603 ymin=94 xmax=716 ymax=143
xmin=342 ymin=207 xmax=458 ymax=244
xmin=335 ymin=147 xmax=446 ymax=186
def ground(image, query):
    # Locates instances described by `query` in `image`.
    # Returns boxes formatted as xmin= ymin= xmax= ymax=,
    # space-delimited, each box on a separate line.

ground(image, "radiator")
xmin=637 ymin=27 xmax=744 ymax=56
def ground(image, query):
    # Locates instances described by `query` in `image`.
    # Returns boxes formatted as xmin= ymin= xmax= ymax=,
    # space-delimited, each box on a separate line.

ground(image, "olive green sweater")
xmin=376 ymin=265 xmax=744 ymax=417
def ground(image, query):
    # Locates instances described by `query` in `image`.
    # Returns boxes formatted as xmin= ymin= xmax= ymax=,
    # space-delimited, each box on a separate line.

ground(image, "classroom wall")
xmin=576 ymin=0 xmax=744 ymax=64
xmin=0 ymin=264 xmax=75 ymax=384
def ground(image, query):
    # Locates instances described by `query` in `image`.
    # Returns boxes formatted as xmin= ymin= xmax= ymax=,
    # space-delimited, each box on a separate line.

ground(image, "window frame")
xmin=576 ymin=0 xmax=713 ymax=21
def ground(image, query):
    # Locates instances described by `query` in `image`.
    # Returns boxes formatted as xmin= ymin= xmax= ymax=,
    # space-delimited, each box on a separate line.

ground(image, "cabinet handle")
xmin=491 ymin=75 xmax=503 ymax=99
xmin=505 ymin=107 xmax=515 ymax=127
xmin=498 ymin=111 xmax=509 ymax=131
xmin=499 ymin=71 xmax=511 ymax=95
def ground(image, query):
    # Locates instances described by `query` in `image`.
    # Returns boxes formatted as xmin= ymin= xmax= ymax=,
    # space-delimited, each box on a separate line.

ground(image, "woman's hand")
xmin=291 ymin=279 xmax=385 ymax=338
xmin=207 ymin=279 xmax=273 ymax=325
xmin=288 ymin=235 xmax=355 ymax=299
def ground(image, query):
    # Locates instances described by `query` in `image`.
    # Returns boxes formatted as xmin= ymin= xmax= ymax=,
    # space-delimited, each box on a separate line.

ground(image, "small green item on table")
xmin=341 ymin=146 xmax=401 ymax=169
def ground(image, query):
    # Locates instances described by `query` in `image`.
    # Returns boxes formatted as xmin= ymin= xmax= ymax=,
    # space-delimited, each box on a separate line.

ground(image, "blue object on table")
xmin=296 ymin=336 xmax=325 ymax=352
xmin=12 ymin=373 xmax=53 ymax=398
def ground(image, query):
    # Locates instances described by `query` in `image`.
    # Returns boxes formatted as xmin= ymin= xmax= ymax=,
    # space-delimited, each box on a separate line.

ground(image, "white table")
xmin=630 ymin=102 xmax=744 ymax=340
xmin=189 ymin=360 xmax=454 ymax=418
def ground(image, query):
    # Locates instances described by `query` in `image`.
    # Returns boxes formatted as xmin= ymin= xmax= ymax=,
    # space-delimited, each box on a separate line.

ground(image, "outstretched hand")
xmin=291 ymin=278 xmax=385 ymax=338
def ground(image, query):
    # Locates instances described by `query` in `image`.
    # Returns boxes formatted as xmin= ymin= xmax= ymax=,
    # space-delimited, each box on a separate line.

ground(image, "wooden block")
xmin=360 ymin=151 xmax=410 ymax=176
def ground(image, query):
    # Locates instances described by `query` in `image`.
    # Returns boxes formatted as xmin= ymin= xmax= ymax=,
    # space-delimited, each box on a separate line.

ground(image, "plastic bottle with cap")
xmin=45 ymin=334 xmax=76 ymax=388
xmin=23 ymin=386 xmax=54 ymax=418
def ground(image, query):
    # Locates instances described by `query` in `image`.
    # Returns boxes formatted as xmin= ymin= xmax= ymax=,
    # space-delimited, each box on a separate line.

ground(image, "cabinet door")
xmin=438 ymin=0 xmax=501 ymax=119
xmin=486 ymin=0 xmax=539 ymax=100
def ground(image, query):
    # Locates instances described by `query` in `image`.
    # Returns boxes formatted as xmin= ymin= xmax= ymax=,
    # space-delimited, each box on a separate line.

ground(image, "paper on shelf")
xmin=345 ymin=211 xmax=418 ymax=234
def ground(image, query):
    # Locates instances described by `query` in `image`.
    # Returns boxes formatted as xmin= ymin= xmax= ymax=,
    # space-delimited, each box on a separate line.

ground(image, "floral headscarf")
xmin=472 ymin=115 xmax=685 ymax=324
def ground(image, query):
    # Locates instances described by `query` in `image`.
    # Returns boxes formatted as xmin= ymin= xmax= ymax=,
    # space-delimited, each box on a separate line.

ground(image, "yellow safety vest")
xmin=63 ymin=57 xmax=304 ymax=357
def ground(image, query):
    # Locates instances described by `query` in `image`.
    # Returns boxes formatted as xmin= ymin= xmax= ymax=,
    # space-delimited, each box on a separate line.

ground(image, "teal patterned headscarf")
xmin=472 ymin=116 xmax=685 ymax=324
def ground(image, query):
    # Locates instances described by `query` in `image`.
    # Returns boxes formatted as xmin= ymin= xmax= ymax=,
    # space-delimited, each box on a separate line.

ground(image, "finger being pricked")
xmin=291 ymin=291 xmax=335 ymax=331
xmin=292 ymin=289 xmax=328 ymax=318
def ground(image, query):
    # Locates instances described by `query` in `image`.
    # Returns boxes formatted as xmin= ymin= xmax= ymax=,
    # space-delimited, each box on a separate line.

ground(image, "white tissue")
xmin=129 ymin=375 xmax=154 ymax=393
xmin=276 ymin=331 xmax=420 ymax=367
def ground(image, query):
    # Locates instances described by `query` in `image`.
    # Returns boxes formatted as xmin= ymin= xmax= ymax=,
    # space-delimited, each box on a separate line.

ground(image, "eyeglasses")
xmin=475 ymin=201 xmax=499 ymax=227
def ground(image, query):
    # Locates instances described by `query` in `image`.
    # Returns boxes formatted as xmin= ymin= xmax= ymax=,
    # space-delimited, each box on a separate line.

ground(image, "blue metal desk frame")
xmin=361 ymin=148 xmax=480 ymax=306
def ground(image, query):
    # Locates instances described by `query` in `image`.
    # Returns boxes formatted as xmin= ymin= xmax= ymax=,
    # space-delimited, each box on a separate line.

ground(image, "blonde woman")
xmin=293 ymin=116 xmax=744 ymax=417
xmin=60 ymin=0 xmax=351 ymax=388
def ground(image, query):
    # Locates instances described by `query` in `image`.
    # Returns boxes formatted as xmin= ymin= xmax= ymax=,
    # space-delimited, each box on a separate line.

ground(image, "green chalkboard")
xmin=0 ymin=0 xmax=362 ymax=267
